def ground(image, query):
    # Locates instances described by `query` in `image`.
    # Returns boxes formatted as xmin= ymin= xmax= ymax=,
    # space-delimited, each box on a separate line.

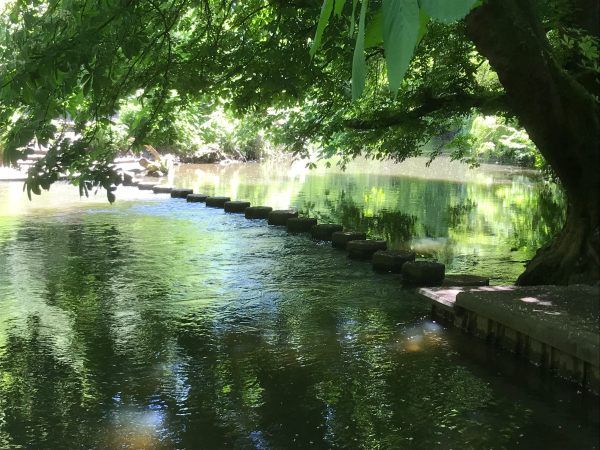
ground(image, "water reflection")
xmin=0 ymin=159 xmax=591 ymax=449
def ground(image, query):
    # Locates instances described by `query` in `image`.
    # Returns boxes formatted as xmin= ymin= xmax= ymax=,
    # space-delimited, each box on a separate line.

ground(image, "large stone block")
xmin=187 ymin=194 xmax=208 ymax=203
xmin=442 ymin=274 xmax=490 ymax=287
xmin=372 ymin=250 xmax=415 ymax=273
xmin=171 ymin=188 xmax=194 ymax=199
xmin=152 ymin=185 xmax=174 ymax=194
xmin=245 ymin=206 xmax=273 ymax=219
xmin=138 ymin=182 xmax=157 ymax=190
xmin=268 ymin=209 xmax=298 ymax=226
xmin=402 ymin=261 xmax=445 ymax=286
xmin=224 ymin=201 xmax=251 ymax=213
xmin=311 ymin=224 xmax=343 ymax=241
xmin=331 ymin=231 xmax=366 ymax=249
xmin=347 ymin=239 xmax=387 ymax=260
xmin=205 ymin=196 xmax=231 ymax=207
xmin=287 ymin=217 xmax=317 ymax=233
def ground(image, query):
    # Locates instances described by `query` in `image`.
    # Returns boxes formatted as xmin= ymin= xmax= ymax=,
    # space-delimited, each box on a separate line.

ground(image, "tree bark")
xmin=465 ymin=0 xmax=600 ymax=285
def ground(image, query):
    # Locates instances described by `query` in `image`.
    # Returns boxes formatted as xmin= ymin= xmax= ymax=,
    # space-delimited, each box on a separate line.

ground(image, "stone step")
xmin=187 ymin=194 xmax=208 ymax=203
xmin=311 ymin=224 xmax=343 ymax=241
xmin=138 ymin=182 xmax=157 ymax=190
xmin=152 ymin=185 xmax=174 ymax=194
xmin=347 ymin=239 xmax=387 ymax=260
xmin=331 ymin=231 xmax=366 ymax=250
xmin=442 ymin=274 xmax=490 ymax=287
xmin=245 ymin=206 xmax=273 ymax=219
xmin=287 ymin=217 xmax=317 ymax=233
xmin=171 ymin=188 xmax=194 ymax=199
xmin=224 ymin=201 xmax=251 ymax=213
xmin=402 ymin=261 xmax=445 ymax=286
xmin=268 ymin=209 xmax=298 ymax=226
xmin=205 ymin=196 xmax=231 ymax=207
xmin=372 ymin=250 xmax=415 ymax=273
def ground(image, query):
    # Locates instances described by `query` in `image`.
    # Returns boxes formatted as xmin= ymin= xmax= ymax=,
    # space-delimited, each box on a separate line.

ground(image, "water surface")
xmin=1 ymin=158 xmax=594 ymax=449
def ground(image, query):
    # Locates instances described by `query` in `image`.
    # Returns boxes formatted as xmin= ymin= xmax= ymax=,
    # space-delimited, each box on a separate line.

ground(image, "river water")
xmin=0 ymin=158 xmax=597 ymax=449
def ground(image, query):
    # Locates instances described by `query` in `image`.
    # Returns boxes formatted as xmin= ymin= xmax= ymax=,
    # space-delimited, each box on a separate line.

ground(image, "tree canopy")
xmin=1 ymin=0 xmax=598 ymax=283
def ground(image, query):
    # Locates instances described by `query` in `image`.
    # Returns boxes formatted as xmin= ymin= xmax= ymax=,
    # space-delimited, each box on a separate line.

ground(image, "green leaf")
xmin=349 ymin=0 xmax=358 ymax=36
xmin=418 ymin=0 xmax=478 ymax=23
xmin=364 ymin=10 xmax=382 ymax=49
xmin=417 ymin=8 xmax=430 ymax=45
xmin=383 ymin=0 xmax=420 ymax=94
xmin=352 ymin=0 xmax=368 ymax=100
xmin=334 ymin=0 xmax=347 ymax=16
xmin=310 ymin=0 xmax=335 ymax=58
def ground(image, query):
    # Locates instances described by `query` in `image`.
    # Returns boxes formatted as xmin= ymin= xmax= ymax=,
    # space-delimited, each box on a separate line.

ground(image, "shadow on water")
xmin=0 ymin=160 xmax=589 ymax=449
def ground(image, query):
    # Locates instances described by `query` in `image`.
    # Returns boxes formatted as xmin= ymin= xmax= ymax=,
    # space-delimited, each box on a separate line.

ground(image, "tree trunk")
xmin=465 ymin=0 xmax=600 ymax=285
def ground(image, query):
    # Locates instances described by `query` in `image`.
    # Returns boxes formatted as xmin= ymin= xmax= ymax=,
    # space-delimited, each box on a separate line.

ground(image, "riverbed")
xmin=0 ymin=158 xmax=596 ymax=449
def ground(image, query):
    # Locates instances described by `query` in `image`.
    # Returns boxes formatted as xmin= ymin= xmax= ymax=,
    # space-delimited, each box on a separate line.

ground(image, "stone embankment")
xmin=135 ymin=180 xmax=599 ymax=394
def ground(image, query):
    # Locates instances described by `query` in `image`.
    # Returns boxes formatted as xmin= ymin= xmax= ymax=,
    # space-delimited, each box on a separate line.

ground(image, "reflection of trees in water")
xmin=301 ymin=191 xmax=417 ymax=249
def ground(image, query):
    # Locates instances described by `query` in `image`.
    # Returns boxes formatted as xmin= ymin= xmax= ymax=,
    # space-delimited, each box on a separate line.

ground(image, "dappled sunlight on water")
xmin=0 ymin=158 xmax=590 ymax=449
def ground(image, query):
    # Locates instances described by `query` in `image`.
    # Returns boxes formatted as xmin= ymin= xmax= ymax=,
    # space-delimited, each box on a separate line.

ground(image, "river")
xmin=0 ymin=158 xmax=596 ymax=449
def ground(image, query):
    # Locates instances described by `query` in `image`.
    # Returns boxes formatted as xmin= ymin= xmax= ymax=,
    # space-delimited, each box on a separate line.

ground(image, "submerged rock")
xmin=187 ymin=194 xmax=208 ymax=203
xmin=224 ymin=201 xmax=251 ymax=213
xmin=171 ymin=188 xmax=194 ymax=199
xmin=287 ymin=217 xmax=318 ymax=233
xmin=331 ymin=231 xmax=367 ymax=249
xmin=268 ymin=209 xmax=298 ymax=226
xmin=402 ymin=261 xmax=445 ymax=286
xmin=245 ymin=206 xmax=273 ymax=219
xmin=442 ymin=274 xmax=490 ymax=287
xmin=372 ymin=250 xmax=416 ymax=273
xmin=347 ymin=239 xmax=387 ymax=260
xmin=205 ymin=196 xmax=231 ymax=207
xmin=311 ymin=224 xmax=343 ymax=241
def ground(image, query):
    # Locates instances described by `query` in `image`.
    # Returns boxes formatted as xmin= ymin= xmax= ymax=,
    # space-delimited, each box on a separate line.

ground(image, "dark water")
xmin=1 ymin=159 xmax=597 ymax=449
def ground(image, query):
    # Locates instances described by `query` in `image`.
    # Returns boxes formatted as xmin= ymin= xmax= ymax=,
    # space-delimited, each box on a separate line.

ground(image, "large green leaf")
xmin=334 ymin=0 xmax=347 ymax=16
xmin=383 ymin=0 xmax=420 ymax=94
xmin=419 ymin=0 xmax=478 ymax=23
xmin=310 ymin=0 xmax=335 ymax=58
xmin=352 ymin=0 xmax=368 ymax=100
xmin=364 ymin=10 xmax=382 ymax=48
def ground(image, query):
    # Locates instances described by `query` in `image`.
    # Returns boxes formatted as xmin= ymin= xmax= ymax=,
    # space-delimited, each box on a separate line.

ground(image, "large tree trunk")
xmin=465 ymin=0 xmax=600 ymax=285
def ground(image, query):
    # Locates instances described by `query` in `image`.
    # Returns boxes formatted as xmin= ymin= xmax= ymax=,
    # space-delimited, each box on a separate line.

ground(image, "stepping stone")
xmin=171 ymin=188 xmax=194 ymax=199
xmin=138 ymin=182 xmax=157 ymax=190
xmin=347 ymin=239 xmax=387 ymax=260
xmin=224 ymin=201 xmax=251 ymax=213
xmin=187 ymin=194 xmax=208 ymax=203
xmin=402 ymin=261 xmax=445 ymax=286
xmin=245 ymin=206 xmax=273 ymax=219
xmin=124 ymin=179 xmax=139 ymax=187
xmin=152 ymin=185 xmax=174 ymax=194
xmin=268 ymin=209 xmax=298 ymax=226
xmin=442 ymin=274 xmax=490 ymax=287
xmin=331 ymin=231 xmax=367 ymax=249
xmin=372 ymin=250 xmax=416 ymax=273
xmin=205 ymin=196 xmax=231 ymax=207
xmin=311 ymin=224 xmax=343 ymax=241
xmin=287 ymin=217 xmax=317 ymax=233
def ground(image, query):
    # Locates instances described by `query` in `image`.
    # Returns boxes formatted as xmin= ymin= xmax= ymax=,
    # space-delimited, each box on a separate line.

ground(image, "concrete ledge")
xmin=416 ymin=285 xmax=600 ymax=392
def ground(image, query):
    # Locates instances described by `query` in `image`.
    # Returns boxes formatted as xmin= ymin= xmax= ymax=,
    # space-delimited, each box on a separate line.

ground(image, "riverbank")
xmin=416 ymin=285 xmax=600 ymax=393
